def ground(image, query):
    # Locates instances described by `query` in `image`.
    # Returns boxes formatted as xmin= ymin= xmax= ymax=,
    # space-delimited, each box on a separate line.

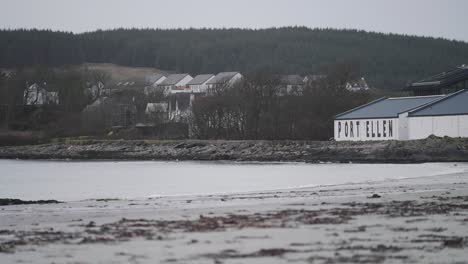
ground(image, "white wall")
xmin=190 ymin=76 xmax=215 ymax=93
xmin=408 ymin=115 xmax=468 ymax=139
xmin=334 ymin=118 xmax=399 ymax=141
xmin=398 ymin=113 xmax=409 ymax=140
xmin=336 ymin=114 xmax=468 ymax=141
xmin=167 ymin=75 xmax=194 ymax=94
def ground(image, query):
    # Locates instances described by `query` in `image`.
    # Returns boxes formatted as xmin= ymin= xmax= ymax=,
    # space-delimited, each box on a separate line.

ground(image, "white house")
xmin=146 ymin=73 xmax=167 ymax=86
xmin=144 ymin=74 xmax=167 ymax=95
xmin=279 ymin=75 xmax=304 ymax=95
xmin=145 ymin=102 xmax=169 ymax=123
xmin=334 ymin=90 xmax=468 ymax=141
xmin=206 ymin=72 xmax=243 ymax=91
xmin=167 ymin=93 xmax=193 ymax=122
xmin=24 ymin=83 xmax=59 ymax=106
xmin=85 ymin=81 xmax=110 ymax=100
xmin=187 ymin=74 xmax=215 ymax=93
xmin=346 ymin=77 xmax=370 ymax=92
xmin=158 ymin=74 xmax=193 ymax=95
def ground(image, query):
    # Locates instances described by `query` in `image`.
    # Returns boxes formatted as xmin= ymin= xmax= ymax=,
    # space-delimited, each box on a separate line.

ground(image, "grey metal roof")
xmin=145 ymin=73 xmax=166 ymax=85
xmin=206 ymin=72 xmax=240 ymax=85
xmin=187 ymin=74 xmax=215 ymax=85
xmin=281 ymin=75 xmax=304 ymax=85
xmin=406 ymin=65 xmax=468 ymax=91
xmin=159 ymin=74 xmax=190 ymax=86
xmin=409 ymin=89 xmax=468 ymax=117
xmin=335 ymin=95 xmax=444 ymax=120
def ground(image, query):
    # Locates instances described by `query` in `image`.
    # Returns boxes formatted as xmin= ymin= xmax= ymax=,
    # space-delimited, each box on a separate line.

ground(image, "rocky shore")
xmin=0 ymin=136 xmax=467 ymax=163
xmin=0 ymin=199 xmax=61 ymax=206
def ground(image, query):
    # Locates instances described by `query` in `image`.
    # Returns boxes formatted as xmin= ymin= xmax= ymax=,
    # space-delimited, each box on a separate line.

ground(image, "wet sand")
xmin=1 ymin=167 xmax=468 ymax=263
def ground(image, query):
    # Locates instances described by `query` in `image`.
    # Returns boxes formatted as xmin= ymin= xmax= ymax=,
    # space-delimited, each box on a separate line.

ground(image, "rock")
xmin=1 ymin=137 xmax=468 ymax=163
xmin=368 ymin=194 xmax=382 ymax=199
xmin=85 ymin=221 xmax=96 ymax=228
xmin=0 ymin=198 xmax=61 ymax=206
xmin=443 ymin=237 xmax=464 ymax=248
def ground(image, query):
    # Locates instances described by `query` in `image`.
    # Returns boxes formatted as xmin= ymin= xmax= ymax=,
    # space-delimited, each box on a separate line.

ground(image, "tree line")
xmin=1 ymin=63 xmax=376 ymax=141
xmin=0 ymin=67 xmax=105 ymax=135
xmin=190 ymin=65 xmax=375 ymax=140
xmin=1 ymin=27 xmax=468 ymax=90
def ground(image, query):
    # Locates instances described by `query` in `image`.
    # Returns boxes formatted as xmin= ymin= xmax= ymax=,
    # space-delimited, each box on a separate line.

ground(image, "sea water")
xmin=0 ymin=160 xmax=464 ymax=201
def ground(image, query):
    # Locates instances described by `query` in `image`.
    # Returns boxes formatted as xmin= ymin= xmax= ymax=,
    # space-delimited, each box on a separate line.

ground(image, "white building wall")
xmin=169 ymin=75 xmax=194 ymax=94
xmin=408 ymin=115 xmax=468 ymax=139
xmin=190 ymin=84 xmax=207 ymax=93
xmin=189 ymin=76 xmax=215 ymax=93
xmin=398 ymin=113 xmax=409 ymax=140
xmin=334 ymin=118 xmax=399 ymax=141
xmin=460 ymin=115 xmax=468 ymax=137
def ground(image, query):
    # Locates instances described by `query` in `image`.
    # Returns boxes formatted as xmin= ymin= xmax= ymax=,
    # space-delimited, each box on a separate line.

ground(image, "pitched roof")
xmin=406 ymin=65 xmax=468 ymax=90
xmin=206 ymin=72 xmax=240 ymax=85
xmin=187 ymin=74 xmax=215 ymax=85
xmin=159 ymin=74 xmax=190 ymax=86
xmin=335 ymin=95 xmax=444 ymax=120
xmin=281 ymin=75 xmax=303 ymax=85
xmin=145 ymin=73 xmax=166 ymax=85
xmin=408 ymin=89 xmax=468 ymax=117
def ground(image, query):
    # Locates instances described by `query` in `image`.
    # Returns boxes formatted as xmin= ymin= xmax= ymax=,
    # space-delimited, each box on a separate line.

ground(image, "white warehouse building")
xmin=334 ymin=89 xmax=468 ymax=141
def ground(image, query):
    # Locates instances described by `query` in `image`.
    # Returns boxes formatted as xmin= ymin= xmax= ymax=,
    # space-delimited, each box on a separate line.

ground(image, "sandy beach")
xmin=1 ymin=163 xmax=468 ymax=263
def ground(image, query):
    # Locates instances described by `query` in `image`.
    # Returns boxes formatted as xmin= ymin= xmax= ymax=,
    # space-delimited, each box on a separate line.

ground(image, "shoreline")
xmin=0 ymin=136 xmax=468 ymax=163
xmin=2 ymin=165 xmax=464 ymax=202
xmin=2 ymin=161 xmax=462 ymax=202
xmin=1 ymin=170 xmax=468 ymax=263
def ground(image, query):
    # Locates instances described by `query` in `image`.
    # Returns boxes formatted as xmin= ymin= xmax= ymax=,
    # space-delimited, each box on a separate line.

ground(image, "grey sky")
xmin=1 ymin=0 xmax=467 ymax=42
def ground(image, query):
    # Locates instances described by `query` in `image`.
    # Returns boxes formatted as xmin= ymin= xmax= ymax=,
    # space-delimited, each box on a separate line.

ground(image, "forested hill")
xmin=1 ymin=27 xmax=467 ymax=89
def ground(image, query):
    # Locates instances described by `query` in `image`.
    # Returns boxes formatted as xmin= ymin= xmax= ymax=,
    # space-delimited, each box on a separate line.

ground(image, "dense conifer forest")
xmin=1 ymin=27 xmax=467 ymax=89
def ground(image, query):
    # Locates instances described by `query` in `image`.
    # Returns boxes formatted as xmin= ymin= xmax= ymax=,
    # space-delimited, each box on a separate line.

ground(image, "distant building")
xmin=167 ymin=93 xmax=193 ymax=122
xmin=346 ymin=77 xmax=369 ymax=92
xmin=406 ymin=65 xmax=468 ymax=96
xmin=206 ymin=72 xmax=243 ymax=92
xmin=279 ymin=75 xmax=304 ymax=95
xmin=23 ymin=83 xmax=59 ymax=106
xmin=187 ymin=74 xmax=215 ymax=93
xmin=158 ymin=74 xmax=193 ymax=95
xmin=145 ymin=102 xmax=169 ymax=123
xmin=334 ymin=89 xmax=468 ymax=141
xmin=113 ymin=80 xmax=147 ymax=93
xmin=144 ymin=74 xmax=167 ymax=95
xmin=85 ymin=81 xmax=109 ymax=101
xmin=145 ymin=73 xmax=167 ymax=86
xmin=303 ymin=74 xmax=326 ymax=84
